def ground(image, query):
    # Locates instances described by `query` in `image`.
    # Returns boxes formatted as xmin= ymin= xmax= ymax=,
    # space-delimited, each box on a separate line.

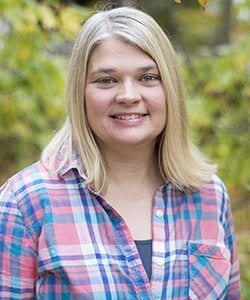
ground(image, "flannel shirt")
xmin=0 ymin=153 xmax=240 ymax=299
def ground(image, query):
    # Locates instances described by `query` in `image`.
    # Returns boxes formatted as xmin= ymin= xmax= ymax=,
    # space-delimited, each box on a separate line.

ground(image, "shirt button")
xmin=156 ymin=259 xmax=165 ymax=266
xmin=155 ymin=209 xmax=164 ymax=218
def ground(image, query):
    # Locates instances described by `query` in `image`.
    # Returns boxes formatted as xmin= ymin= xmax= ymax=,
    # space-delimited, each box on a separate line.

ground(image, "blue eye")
xmin=142 ymin=74 xmax=160 ymax=82
xmin=96 ymin=77 xmax=116 ymax=84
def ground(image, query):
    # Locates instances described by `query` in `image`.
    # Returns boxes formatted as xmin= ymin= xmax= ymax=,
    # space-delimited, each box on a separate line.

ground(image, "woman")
xmin=0 ymin=6 xmax=240 ymax=299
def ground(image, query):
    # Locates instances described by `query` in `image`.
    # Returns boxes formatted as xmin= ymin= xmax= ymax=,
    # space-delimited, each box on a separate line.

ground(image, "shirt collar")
xmin=56 ymin=146 xmax=86 ymax=180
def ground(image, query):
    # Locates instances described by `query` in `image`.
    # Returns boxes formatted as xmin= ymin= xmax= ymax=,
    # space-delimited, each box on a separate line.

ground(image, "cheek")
xmin=86 ymin=101 xmax=100 ymax=118
xmin=149 ymin=90 xmax=167 ymax=127
xmin=85 ymin=90 xmax=108 ymax=117
xmin=147 ymin=89 xmax=166 ymax=113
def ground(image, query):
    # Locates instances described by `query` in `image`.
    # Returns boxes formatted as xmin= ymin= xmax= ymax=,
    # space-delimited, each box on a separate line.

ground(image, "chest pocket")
xmin=188 ymin=243 xmax=231 ymax=300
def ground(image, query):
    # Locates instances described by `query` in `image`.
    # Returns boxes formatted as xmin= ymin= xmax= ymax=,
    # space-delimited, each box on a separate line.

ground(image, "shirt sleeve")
xmin=222 ymin=182 xmax=241 ymax=299
xmin=0 ymin=180 xmax=38 ymax=299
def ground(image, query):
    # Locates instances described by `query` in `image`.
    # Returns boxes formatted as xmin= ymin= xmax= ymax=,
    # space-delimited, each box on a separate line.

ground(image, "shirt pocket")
xmin=188 ymin=242 xmax=231 ymax=300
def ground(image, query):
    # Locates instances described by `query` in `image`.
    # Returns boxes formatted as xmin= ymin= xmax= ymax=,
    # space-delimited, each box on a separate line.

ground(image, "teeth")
xmin=114 ymin=114 xmax=142 ymax=120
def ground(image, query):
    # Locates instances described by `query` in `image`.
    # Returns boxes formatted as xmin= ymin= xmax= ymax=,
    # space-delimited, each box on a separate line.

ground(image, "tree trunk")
xmin=214 ymin=0 xmax=233 ymax=45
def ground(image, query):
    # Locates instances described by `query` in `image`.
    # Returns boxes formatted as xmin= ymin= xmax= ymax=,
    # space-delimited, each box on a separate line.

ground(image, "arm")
xmin=0 ymin=180 xmax=37 ymax=299
xmin=222 ymin=183 xmax=241 ymax=299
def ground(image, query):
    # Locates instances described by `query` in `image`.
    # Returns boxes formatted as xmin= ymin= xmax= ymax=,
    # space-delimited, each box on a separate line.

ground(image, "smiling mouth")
xmin=111 ymin=114 xmax=147 ymax=120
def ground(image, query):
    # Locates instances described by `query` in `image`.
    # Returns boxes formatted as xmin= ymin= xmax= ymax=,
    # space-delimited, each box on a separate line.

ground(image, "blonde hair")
xmin=42 ymin=6 xmax=216 ymax=192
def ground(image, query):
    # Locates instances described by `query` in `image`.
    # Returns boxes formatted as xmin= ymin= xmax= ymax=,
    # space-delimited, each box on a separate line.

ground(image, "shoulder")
xmin=199 ymin=174 xmax=229 ymax=203
xmin=189 ymin=174 xmax=230 ymax=221
xmin=1 ymin=160 xmax=59 ymax=199
xmin=0 ymin=161 xmax=63 ymax=234
xmin=0 ymin=160 xmax=89 ymax=217
xmin=179 ymin=174 xmax=230 ymax=215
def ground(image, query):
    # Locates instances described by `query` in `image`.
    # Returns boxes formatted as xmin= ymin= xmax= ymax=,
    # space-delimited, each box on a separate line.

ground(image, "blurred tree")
xmin=183 ymin=36 xmax=250 ymax=192
xmin=0 ymin=0 xmax=89 ymax=183
xmin=213 ymin=0 xmax=233 ymax=45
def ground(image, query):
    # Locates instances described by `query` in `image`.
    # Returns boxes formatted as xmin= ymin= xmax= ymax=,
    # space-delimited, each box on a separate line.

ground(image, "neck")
xmin=100 ymin=142 xmax=163 ymax=189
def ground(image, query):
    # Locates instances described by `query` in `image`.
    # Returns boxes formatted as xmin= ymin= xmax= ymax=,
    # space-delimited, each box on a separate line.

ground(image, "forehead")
xmin=87 ymin=37 xmax=157 ymax=70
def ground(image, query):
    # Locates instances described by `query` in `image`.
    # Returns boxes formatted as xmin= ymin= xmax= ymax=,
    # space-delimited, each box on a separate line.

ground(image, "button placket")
xmin=151 ymin=187 xmax=166 ymax=299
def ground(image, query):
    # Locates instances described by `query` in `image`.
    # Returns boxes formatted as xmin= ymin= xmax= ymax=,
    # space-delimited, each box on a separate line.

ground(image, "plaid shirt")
xmin=0 ymin=154 xmax=240 ymax=299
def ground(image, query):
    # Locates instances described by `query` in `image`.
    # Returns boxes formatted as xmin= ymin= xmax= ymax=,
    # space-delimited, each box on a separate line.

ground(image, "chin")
xmin=112 ymin=136 xmax=155 ymax=147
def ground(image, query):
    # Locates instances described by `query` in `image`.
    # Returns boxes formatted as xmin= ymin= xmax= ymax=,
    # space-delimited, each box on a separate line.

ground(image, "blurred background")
xmin=0 ymin=0 xmax=249 ymax=297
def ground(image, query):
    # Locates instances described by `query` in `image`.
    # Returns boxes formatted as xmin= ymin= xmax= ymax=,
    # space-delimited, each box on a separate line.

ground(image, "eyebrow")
xmin=89 ymin=64 xmax=158 ymax=77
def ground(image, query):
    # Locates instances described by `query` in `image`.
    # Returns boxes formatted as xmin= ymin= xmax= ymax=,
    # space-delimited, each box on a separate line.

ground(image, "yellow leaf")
xmin=174 ymin=0 xmax=182 ymax=3
xmin=243 ymin=85 xmax=250 ymax=97
xmin=199 ymin=0 xmax=209 ymax=7
xmin=17 ymin=41 xmax=32 ymax=63
xmin=60 ymin=7 xmax=82 ymax=36
xmin=38 ymin=5 xmax=57 ymax=30
xmin=25 ymin=8 xmax=38 ymax=28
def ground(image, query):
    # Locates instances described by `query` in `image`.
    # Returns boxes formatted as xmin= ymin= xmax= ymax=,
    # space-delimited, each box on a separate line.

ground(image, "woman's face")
xmin=85 ymin=37 xmax=166 ymax=149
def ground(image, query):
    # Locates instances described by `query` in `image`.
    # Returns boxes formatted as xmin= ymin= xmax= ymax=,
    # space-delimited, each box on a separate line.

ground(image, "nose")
xmin=115 ymin=80 xmax=142 ymax=104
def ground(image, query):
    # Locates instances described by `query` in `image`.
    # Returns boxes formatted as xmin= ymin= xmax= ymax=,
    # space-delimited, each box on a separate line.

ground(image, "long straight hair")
xmin=42 ymin=6 xmax=216 ymax=193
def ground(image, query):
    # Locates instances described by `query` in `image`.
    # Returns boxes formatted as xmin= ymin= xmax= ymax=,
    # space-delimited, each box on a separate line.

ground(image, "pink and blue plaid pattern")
xmin=0 ymin=155 xmax=240 ymax=299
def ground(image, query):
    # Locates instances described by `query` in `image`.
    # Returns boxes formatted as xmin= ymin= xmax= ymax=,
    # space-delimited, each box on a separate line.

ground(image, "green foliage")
xmin=184 ymin=36 xmax=250 ymax=191
xmin=0 ymin=0 xmax=89 ymax=182
xmin=174 ymin=7 xmax=218 ymax=52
